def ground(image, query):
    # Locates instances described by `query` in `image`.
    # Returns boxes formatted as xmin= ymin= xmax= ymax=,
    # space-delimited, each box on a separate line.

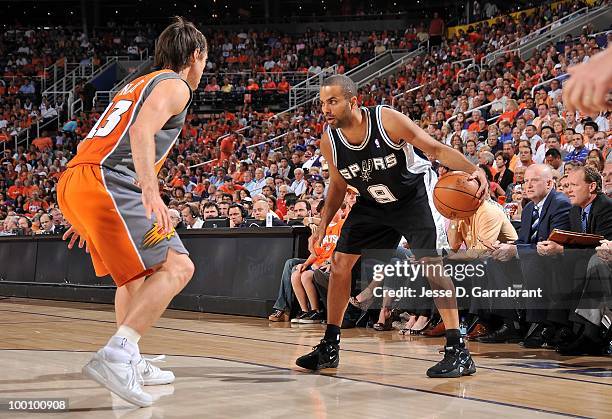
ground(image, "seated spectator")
xmin=290 ymin=168 xmax=307 ymax=196
xmin=545 ymin=148 xmax=564 ymax=175
xmin=228 ymin=203 xmax=247 ymax=228
xmin=537 ymin=166 xmax=612 ymax=354
xmin=285 ymin=199 xmax=318 ymax=226
xmin=490 ymin=164 xmax=571 ymax=347
xmin=201 ymin=202 xmax=220 ymax=220
xmin=290 ymin=207 xmax=344 ymax=324
xmin=37 ymin=213 xmax=58 ymax=235
xmin=564 ymin=133 xmax=589 ymax=163
xmin=448 ymin=199 xmax=518 ymax=260
xmin=493 ymin=152 xmax=513 ymax=193
xmin=169 ymin=208 xmax=185 ymax=230
xmin=217 ymin=201 xmax=230 ymax=217
xmin=181 ymin=204 xmax=204 ymax=228
xmin=251 ymin=200 xmax=286 ymax=226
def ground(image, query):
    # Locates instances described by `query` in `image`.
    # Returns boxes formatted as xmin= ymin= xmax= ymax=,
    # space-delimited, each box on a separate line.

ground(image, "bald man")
xmin=252 ymin=200 xmax=286 ymax=226
xmin=491 ymin=164 xmax=572 ymax=348
xmin=492 ymin=164 xmax=571 ymax=259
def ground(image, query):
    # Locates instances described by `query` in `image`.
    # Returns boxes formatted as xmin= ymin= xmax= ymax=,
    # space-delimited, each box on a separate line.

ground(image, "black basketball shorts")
xmin=335 ymin=184 xmax=447 ymax=259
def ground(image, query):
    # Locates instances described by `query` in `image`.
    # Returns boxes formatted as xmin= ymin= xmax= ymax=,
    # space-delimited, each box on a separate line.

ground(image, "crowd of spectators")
xmin=0 ymin=2 xmax=610 ymax=355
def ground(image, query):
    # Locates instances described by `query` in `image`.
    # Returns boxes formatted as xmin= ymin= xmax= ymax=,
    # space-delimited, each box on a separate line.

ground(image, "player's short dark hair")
xmin=155 ymin=16 xmax=208 ymax=73
xmin=321 ymin=74 xmax=358 ymax=99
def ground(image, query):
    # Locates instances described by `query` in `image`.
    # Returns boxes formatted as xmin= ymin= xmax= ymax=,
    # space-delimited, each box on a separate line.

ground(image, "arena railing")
xmin=206 ymin=65 xmax=334 ymax=148
xmin=10 ymin=102 xmax=63 ymax=150
xmin=530 ymin=73 xmax=568 ymax=97
xmin=391 ymin=84 xmax=424 ymax=107
xmin=482 ymin=6 xmax=590 ymax=66
xmin=445 ymin=101 xmax=495 ymax=126
xmin=255 ymin=71 xmax=310 ymax=85
xmin=289 ymin=65 xmax=338 ymax=108
xmin=41 ymin=59 xmax=66 ymax=93
xmin=529 ymin=4 xmax=611 ymax=56
xmin=355 ymin=46 xmax=426 ymax=87
xmin=344 ymin=50 xmax=393 ymax=78
xmin=455 ymin=63 xmax=481 ymax=82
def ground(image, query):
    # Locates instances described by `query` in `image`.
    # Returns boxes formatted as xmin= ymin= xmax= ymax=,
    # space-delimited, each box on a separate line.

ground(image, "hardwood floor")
xmin=0 ymin=298 xmax=610 ymax=418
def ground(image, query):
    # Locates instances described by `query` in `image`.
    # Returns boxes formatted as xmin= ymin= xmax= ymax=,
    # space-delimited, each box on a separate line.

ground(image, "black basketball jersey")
xmin=327 ymin=105 xmax=432 ymax=205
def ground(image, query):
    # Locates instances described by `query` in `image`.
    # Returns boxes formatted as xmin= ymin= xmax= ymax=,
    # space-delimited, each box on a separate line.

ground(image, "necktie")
xmin=581 ymin=210 xmax=588 ymax=233
xmin=530 ymin=205 xmax=540 ymax=243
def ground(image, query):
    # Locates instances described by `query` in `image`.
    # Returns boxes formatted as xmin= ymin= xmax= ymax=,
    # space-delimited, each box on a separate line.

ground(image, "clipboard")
xmin=547 ymin=229 xmax=604 ymax=246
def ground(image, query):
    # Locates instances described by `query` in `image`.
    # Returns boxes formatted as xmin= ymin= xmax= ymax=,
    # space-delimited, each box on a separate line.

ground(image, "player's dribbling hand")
xmin=142 ymin=189 xmax=172 ymax=234
xmin=62 ymin=226 xmax=89 ymax=253
xmin=469 ymin=168 xmax=488 ymax=203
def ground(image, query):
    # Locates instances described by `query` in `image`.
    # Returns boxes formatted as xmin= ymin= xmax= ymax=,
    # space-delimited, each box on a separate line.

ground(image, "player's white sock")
xmin=101 ymin=326 xmax=141 ymax=363
xmin=116 ymin=325 xmax=141 ymax=345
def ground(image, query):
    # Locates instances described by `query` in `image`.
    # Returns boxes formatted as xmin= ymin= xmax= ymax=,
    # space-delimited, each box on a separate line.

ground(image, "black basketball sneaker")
xmin=296 ymin=339 xmax=340 ymax=370
xmin=426 ymin=344 xmax=477 ymax=378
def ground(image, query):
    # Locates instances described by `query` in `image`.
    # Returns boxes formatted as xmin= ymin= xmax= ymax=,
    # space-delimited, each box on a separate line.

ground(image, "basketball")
xmin=433 ymin=171 xmax=481 ymax=219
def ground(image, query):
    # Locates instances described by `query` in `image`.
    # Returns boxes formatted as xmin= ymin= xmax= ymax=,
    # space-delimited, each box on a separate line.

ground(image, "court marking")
xmin=0 ymin=348 xmax=592 ymax=419
xmin=1 ymin=307 xmax=609 ymax=388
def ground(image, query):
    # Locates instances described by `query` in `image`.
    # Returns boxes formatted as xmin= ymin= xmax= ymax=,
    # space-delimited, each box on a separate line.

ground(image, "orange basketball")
xmin=433 ymin=171 xmax=482 ymax=220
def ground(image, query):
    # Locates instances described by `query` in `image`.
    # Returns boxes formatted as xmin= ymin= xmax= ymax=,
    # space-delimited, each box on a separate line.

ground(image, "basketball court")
xmin=1 ymin=297 xmax=610 ymax=418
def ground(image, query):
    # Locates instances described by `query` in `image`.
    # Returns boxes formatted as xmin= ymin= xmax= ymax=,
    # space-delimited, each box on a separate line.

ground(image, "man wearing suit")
xmin=537 ymin=166 xmax=612 ymax=354
xmin=489 ymin=164 xmax=571 ymax=346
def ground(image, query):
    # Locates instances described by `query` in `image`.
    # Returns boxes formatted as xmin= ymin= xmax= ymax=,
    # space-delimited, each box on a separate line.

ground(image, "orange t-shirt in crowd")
xmin=23 ymin=199 xmax=49 ymax=213
xmin=7 ymin=185 xmax=24 ymax=200
xmin=32 ymin=136 xmax=53 ymax=151
xmin=467 ymin=121 xmax=480 ymax=132
xmin=193 ymin=183 xmax=206 ymax=197
xmin=220 ymin=136 xmax=235 ymax=163
xmin=219 ymin=184 xmax=244 ymax=194
xmin=312 ymin=219 xmax=345 ymax=265
xmin=277 ymin=81 xmax=290 ymax=93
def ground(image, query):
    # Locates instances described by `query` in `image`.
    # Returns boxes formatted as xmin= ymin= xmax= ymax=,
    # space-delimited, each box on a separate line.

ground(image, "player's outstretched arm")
xmin=312 ymin=130 xmax=347 ymax=249
xmin=380 ymin=107 xmax=488 ymax=200
xmin=129 ymin=78 xmax=191 ymax=233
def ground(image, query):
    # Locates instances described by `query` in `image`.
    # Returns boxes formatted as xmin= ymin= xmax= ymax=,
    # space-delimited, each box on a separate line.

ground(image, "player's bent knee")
xmin=331 ymin=253 xmax=358 ymax=273
xmin=163 ymin=254 xmax=194 ymax=291
xmin=176 ymin=257 xmax=195 ymax=287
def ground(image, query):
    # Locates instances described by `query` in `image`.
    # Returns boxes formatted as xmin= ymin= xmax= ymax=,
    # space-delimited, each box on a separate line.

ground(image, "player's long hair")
xmin=155 ymin=16 xmax=208 ymax=73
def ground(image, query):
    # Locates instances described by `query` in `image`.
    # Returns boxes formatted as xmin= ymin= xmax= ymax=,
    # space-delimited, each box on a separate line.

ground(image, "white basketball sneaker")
xmin=82 ymin=350 xmax=153 ymax=407
xmin=136 ymin=355 xmax=175 ymax=386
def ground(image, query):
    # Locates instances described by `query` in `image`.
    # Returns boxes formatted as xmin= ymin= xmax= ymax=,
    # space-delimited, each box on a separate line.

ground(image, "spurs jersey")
xmin=327 ymin=105 xmax=432 ymax=205
xmin=68 ymin=70 xmax=192 ymax=177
